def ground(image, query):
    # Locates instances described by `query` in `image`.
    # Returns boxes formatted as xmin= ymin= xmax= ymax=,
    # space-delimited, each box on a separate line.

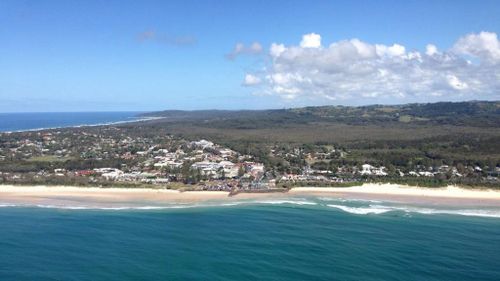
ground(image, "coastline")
xmin=290 ymin=184 xmax=500 ymax=207
xmin=2 ymin=183 xmax=500 ymax=208
xmin=0 ymin=113 xmax=164 ymax=134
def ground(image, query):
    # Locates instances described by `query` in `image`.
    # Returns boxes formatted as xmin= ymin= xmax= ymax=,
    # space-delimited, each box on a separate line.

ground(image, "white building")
xmin=360 ymin=164 xmax=387 ymax=176
xmin=191 ymin=139 xmax=214 ymax=149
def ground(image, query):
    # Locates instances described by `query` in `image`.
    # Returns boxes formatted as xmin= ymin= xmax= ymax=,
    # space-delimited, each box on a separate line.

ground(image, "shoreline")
xmin=290 ymin=184 xmax=500 ymax=207
xmin=0 ymin=115 xmax=165 ymax=134
xmin=2 ymin=183 xmax=500 ymax=208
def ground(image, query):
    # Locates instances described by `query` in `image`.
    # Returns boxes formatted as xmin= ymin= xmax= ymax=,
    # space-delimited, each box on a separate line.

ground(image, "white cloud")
xmin=300 ymin=33 xmax=321 ymax=48
xmin=375 ymin=44 xmax=406 ymax=57
xmin=226 ymin=42 xmax=263 ymax=60
xmin=243 ymin=32 xmax=500 ymax=103
xmin=447 ymin=75 xmax=468 ymax=90
xmin=453 ymin=31 xmax=500 ymax=62
xmin=270 ymin=43 xmax=286 ymax=58
xmin=243 ymin=74 xmax=262 ymax=86
xmin=426 ymin=44 xmax=438 ymax=56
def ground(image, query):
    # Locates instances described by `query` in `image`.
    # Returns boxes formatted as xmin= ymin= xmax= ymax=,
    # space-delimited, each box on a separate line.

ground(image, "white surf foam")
xmin=326 ymin=203 xmax=500 ymax=218
xmin=2 ymin=200 xmax=500 ymax=219
xmin=318 ymin=197 xmax=382 ymax=203
xmin=0 ymin=203 xmax=18 ymax=208
xmin=2 ymin=116 xmax=164 ymax=133
xmin=393 ymin=206 xmax=500 ymax=218
xmin=326 ymin=204 xmax=392 ymax=214
xmin=253 ymin=200 xmax=318 ymax=206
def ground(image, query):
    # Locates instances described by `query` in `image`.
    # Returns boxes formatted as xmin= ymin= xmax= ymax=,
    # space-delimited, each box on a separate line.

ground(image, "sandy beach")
xmin=0 ymin=185 xmax=231 ymax=208
xmin=291 ymin=184 xmax=500 ymax=206
xmin=1 ymin=183 xmax=500 ymax=208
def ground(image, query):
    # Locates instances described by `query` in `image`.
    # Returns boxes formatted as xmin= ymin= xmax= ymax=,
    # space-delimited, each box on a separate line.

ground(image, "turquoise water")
xmin=1 ymin=200 xmax=500 ymax=280
xmin=0 ymin=112 xmax=143 ymax=132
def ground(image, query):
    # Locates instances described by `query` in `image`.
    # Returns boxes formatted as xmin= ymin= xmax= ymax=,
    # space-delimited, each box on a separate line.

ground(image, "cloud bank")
xmin=243 ymin=32 xmax=500 ymax=103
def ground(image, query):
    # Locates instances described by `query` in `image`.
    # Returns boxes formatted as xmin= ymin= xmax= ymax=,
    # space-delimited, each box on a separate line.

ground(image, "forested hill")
xmin=142 ymin=101 xmax=500 ymax=128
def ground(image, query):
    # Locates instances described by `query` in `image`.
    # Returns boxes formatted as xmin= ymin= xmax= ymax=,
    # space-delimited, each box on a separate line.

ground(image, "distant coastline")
xmin=0 ymin=112 xmax=164 ymax=133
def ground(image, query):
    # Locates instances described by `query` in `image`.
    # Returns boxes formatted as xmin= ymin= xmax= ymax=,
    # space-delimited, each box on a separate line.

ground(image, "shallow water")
xmin=1 ymin=198 xmax=500 ymax=280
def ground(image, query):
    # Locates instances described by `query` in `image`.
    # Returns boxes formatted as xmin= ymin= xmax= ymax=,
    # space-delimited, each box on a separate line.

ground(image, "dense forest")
xmin=142 ymin=101 xmax=500 ymax=128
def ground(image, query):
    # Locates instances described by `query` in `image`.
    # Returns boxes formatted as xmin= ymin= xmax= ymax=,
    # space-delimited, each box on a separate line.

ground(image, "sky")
xmin=0 ymin=0 xmax=499 ymax=112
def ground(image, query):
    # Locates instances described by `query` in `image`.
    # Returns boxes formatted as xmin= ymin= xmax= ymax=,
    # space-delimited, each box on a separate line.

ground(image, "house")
xmin=191 ymin=161 xmax=220 ymax=178
xmin=76 ymin=170 xmax=95 ymax=176
xmin=54 ymin=168 xmax=66 ymax=176
xmin=154 ymin=161 xmax=183 ymax=169
xmin=218 ymin=148 xmax=236 ymax=159
xmin=191 ymin=139 xmax=214 ymax=149
xmin=360 ymin=164 xmax=374 ymax=175
xmin=219 ymin=161 xmax=239 ymax=178
xmin=360 ymin=164 xmax=387 ymax=176
xmin=94 ymin=168 xmax=124 ymax=180
xmin=418 ymin=171 xmax=434 ymax=177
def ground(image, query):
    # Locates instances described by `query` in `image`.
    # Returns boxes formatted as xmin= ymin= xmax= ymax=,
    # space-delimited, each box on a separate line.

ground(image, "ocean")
xmin=1 ymin=197 xmax=499 ymax=280
xmin=0 ymin=112 xmax=145 ymax=132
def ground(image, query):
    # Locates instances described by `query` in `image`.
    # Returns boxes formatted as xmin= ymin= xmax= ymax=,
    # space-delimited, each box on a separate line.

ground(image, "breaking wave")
xmin=1 ymin=198 xmax=500 ymax=218
xmin=253 ymin=199 xmax=318 ymax=206
xmin=326 ymin=204 xmax=392 ymax=215
xmin=326 ymin=203 xmax=500 ymax=218
xmin=318 ymin=197 xmax=382 ymax=203
xmin=0 ymin=199 xmax=317 ymax=210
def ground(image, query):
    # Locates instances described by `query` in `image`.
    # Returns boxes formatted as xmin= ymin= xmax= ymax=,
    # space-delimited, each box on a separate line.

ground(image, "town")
xmin=0 ymin=124 xmax=498 ymax=191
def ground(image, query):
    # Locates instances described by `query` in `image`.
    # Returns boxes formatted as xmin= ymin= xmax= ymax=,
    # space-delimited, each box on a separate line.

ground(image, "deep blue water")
xmin=1 ymin=201 xmax=500 ymax=281
xmin=0 ymin=112 xmax=144 ymax=132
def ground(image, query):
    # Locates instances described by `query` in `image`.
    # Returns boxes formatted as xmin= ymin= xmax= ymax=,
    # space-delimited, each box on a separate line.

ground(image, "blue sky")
xmin=0 ymin=0 xmax=499 ymax=112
